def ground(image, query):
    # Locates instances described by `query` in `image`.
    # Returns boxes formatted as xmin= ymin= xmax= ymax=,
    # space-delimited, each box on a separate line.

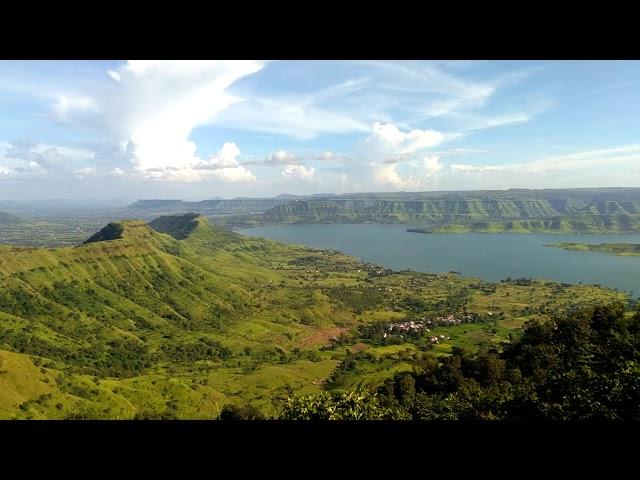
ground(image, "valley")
xmin=0 ymin=213 xmax=631 ymax=419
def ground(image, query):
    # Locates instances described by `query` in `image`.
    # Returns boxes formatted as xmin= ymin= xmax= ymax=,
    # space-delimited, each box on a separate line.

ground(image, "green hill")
xmin=545 ymin=242 xmax=640 ymax=256
xmin=0 ymin=213 xmax=629 ymax=419
xmin=247 ymin=189 xmax=640 ymax=233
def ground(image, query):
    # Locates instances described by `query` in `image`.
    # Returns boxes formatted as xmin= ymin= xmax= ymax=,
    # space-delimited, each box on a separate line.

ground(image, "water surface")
xmin=240 ymin=224 xmax=640 ymax=296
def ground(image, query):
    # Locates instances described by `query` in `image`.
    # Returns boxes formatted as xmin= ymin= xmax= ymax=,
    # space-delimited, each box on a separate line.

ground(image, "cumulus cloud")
xmin=4 ymin=141 xmax=68 ymax=172
xmin=359 ymin=122 xmax=449 ymax=191
xmin=188 ymin=142 xmax=256 ymax=183
xmin=364 ymin=122 xmax=447 ymax=160
xmin=263 ymin=150 xmax=300 ymax=165
xmin=281 ymin=164 xmax=316 ymax=182
xmin=374 ymin=156 xmax=442 ymax=190
xmin=110 ymin=168 xmax=125 ymax=177
xmin=47 ymin=61 xmax=265 ymax=181
xmin=374 ymin=164 xmax=421 ymax=189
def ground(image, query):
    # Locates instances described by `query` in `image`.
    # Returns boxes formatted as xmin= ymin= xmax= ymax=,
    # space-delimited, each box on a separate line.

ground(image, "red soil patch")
xmin=299 ymin=326 xmax=349 ymax=347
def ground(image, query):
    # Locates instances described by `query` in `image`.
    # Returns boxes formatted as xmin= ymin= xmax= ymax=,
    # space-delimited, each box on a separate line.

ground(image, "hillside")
xmin=545 ymin=242 xmax=640 ymax=256
xmin=249 ymin=189 xmax=640 ymax=233
xmin=0 ymin=213 xmax=629 ymax=419
xmin=408 ymin=214 xmax=640 ymax=234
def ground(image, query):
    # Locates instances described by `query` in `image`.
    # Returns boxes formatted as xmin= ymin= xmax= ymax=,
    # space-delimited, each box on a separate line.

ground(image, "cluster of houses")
xmin=381 ymin=320 xmax=453 ymax=345
xmin=426 ymin=314 xmax=476 ymax=326
xmin=378 ymin=313 xmax=484 ymax=344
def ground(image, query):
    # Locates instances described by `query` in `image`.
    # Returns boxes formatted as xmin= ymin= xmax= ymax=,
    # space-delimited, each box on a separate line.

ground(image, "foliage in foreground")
xmin=277 ymin=388 xmax=409 ymax=420
xmin=280 ymin=304 xmax=640 ymax=420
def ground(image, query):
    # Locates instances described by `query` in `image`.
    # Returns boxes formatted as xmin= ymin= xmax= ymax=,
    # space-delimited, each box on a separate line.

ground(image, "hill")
xmin=545 ymin=242 xmax=640 ymax=256
xmin=249 ymin=188 xmax=640 ymax=233
xmin=0 ymin=213 xmax=629 ymax=419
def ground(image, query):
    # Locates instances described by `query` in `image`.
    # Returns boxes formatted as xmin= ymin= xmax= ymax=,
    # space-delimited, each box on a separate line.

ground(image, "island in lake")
xmin=545 ymin=242 xmax=640 ymax=256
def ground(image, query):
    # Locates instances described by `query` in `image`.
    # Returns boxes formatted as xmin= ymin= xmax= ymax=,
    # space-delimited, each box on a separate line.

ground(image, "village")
xmin=383 ymin=313 xmax=480 ymax=344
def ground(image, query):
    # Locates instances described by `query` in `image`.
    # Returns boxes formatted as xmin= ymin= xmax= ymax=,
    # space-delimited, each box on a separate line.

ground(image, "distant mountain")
xmin=274 ymin=194 xmax=304 ymax=199
xmin=255 ymin=188 xmax=640 ymax=233
xmin=128 ymin=198 xmax=289 ymax=215
xmin=21 ymin=199 xmax=130 ymax=212
xmin=0 ymin=200 xmax=24 ymax=210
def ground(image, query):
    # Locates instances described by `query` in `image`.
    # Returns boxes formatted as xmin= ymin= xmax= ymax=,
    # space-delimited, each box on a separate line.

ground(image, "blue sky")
xmin=0 ymin=60 xmax=639 ymax=200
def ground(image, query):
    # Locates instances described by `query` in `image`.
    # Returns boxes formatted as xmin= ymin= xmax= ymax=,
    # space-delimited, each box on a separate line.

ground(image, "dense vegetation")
xmin=546 ymin=242 xmax=640 ymax=256
xmin=281 ymin=303 xmax=640 ymax=420
xmin=0 ymin=213 xmax=634 ymax=419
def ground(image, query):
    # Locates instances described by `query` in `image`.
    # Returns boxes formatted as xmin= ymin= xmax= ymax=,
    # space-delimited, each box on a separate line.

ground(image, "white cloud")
xmin=189 ymin=142 xmax=256 ymax=183
xmin=374 ymin=164 xmax=421 ymax=190
xmin=4 ymin=141 xmax=70 ymax=172
xmin=110 ymin=168 xmax=125 ymax=177
xmin=312 ymin=151 xmax=345 ymax=161
xmin=281 ymin=164 xmax=316 ymax=182
xmin=264 ymin=150 xmax=300 ymax=165
xmin=75 ymin=166 xmax=96 ymax=178
xmin=107 ymin=70 xmax=121 ymax=82
xmin=49 ymin=61 xmax=265 ymax=180
xmin=436 ymin=144 xmax=640 ymax=190
xmin=216 ymin=97 xmax=370 ymax=140
xmin=365 ymin=122 xmax=447 ymax=159
xmin=0 ymin=165 xmax=14 ymax=176
xmin=361 ymin=122 xmax=448 ymax=190
xmin=374 ymin=156 xmax=441 ymax=190
xmin=52 ymin=94 xmax=97 ymax=122
xmin=451 ymin=164 xmax=502 ymax=173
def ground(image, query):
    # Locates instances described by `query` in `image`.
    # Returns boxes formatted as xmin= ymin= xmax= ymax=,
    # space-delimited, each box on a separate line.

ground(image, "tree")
xmin=219 ymin=403 xmax=266 ymax=420
xmin=278 ymin=388 xmax=408 ymax=420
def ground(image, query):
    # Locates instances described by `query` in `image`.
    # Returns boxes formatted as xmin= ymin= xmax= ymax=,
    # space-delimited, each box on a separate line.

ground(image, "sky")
xmin=0 ymin=60 xmax=639 ymax=201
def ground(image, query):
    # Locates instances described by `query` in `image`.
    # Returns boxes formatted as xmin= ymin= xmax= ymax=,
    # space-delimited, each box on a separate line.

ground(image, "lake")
xmin=240 ymin=224 xmax=640 ymax=296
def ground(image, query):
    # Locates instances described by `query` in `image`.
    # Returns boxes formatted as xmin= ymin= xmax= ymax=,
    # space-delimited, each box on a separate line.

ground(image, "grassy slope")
xmin=209 ymin=190 xmax=640 ymax=233
xmin=0 ymin=214 xmax=630 ymax=418
xmin=546 ymin=242 xmax=640 ymax=256
xmin=408 ymin=214 xmax=640 ymax=234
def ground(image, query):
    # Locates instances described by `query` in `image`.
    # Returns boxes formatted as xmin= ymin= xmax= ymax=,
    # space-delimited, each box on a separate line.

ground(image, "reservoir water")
xmin=240 ymin=224 xmax=640 ymax=296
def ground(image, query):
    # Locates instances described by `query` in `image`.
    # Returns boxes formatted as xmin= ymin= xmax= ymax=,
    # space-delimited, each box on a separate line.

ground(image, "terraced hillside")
xmin=248 ymin=188 xmax=640 ymax=233
xmin=0 ymin=214 xmax=629 ymax=419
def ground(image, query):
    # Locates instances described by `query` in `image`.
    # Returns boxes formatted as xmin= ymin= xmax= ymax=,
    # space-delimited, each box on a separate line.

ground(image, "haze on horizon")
xmin=1 ymin=60 xmax=639 ymax=201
